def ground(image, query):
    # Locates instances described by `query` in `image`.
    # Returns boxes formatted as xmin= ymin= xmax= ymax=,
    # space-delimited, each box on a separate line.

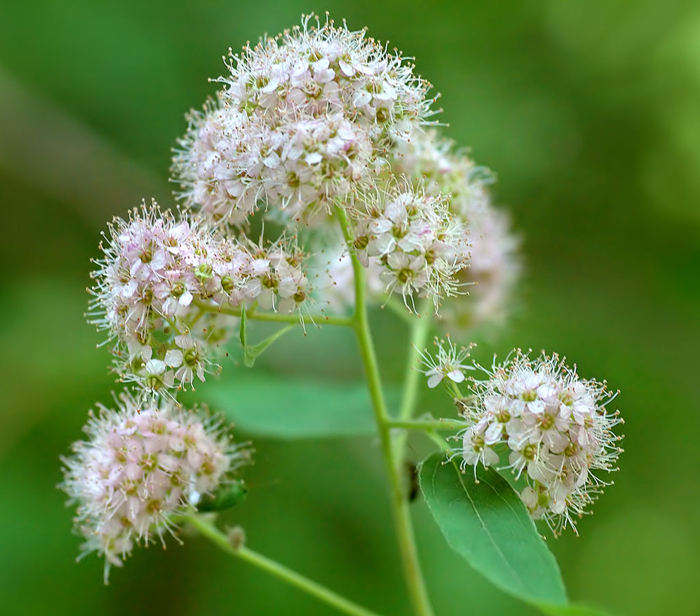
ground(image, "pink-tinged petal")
xmin=448 ymin=369 xmax=465 ymax=383
xmin=427 ymin=373 xmax=443 ymax=389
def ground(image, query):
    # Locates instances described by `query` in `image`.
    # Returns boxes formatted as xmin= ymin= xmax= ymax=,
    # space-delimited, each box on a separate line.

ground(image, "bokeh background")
xmin=1 ymin=1 xmax=699 ymax=614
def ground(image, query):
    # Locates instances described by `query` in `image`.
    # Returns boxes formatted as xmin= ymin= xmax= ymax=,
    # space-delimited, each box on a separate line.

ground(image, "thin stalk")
xmin=447 ymin=380 xmax=465 ymax=400
xmin=335 ymin=207 xmax=435 ymax=616
xmin=192 ymin=300 xmax=354 ymax=327
xmin=424 ymin=429 xmax=452 ymax=454
xmin=394 ymin=303 xmax=432 ymax=462
xmin=186 ymin=515 xmax=383 ymax=616
xmin=387 ymin=419 xmax=465 ymax=432
xmin=398 ymin=305 xmax=432 ymax=422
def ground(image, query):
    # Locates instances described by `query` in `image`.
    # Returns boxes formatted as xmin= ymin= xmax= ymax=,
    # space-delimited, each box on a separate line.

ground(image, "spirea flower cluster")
xmin=315 ymin=129 xmax=520 ymax=319
xmin=61 ymin=394 xmax=247 ymax=581
xmin=351 ymin=184 xmax=469 ymax=309
xmin=391 ymin=130 xmax=520 ymax=328
xmin=173 ymin=15 xmax=437 ymax=228
xmin=65 ymin=13 xmax=534 ymax=581
xmin=442 ymin=349 xmax=623 ymax=534
xmin=89 ymin=203 xmax=312 ymax=396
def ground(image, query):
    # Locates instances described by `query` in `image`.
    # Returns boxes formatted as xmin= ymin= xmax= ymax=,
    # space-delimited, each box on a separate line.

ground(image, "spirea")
xmin=351 ymin=183 xmax=469 ymax=310
xmin=390 ymin=130 xmax=520 ymax=328
xmin=423 ymin=345 xmax=623 ymax=534
xmin=60 ymin=394 xmax=247 ymax=581
xmin=172 ymin=15 xmax=437 ymax=227
xmin=89 ymin=203 xmax=313 ymax=395
xmin=419 ymin=336 xmax=474 ymax=389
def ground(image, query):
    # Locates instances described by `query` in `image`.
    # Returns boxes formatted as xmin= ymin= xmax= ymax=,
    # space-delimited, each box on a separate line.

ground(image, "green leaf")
xmin=540 ymin=605 xmax=615 ymax=616
xmin=197 ymin=480 xmax=248 ymax=512
xmin=202 ymin=375 xmax=396 ymax=438
xmin=419 ymin=452 xmax=567 ymax=607
xmin=243 ymin=324 xmax=296 ymax=368
xmin=238 ymin=305 xmax=296 ymax=367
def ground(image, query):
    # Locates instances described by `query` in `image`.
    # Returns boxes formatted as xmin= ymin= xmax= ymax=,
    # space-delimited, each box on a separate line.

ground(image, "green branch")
xmin=394 ymin=302 xmax=433 ymax=463
xmin=193 ymin=299 xmax=354 ymax=327
xmin=335 ymin=206 xmax=435 ymax=616
xmin=398 ymin=305 xmax=432 ymax=422
xmin=186 ymin=515 xmax=383 ymax=616
xmin=387 ymin=419 xmax=465 ymax=432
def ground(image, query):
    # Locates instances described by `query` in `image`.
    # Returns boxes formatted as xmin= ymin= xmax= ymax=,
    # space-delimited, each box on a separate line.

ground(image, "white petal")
xmin=164 ymin=349 xmax=184 ymax=368
xmin=427 ymin=373 xmax=443 ymax=389
xmin=447 ymin=369 xmax=465 ymax=383
xmin=179 ymin=290 xmax=193 ymax=306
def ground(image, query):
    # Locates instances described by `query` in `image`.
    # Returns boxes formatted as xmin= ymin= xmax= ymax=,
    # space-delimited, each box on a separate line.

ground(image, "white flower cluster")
xmin=89 ymin=203 xmax=312 ymax=395
xmin=351 ymin=184 xmax=469 ymax=309
xmin=61 ymin=394 xmax=247 ymax=581
xmin=455 ymin=205 xmax=520 ymax=328
xmin=313 ymin=129 xmax=518 ymax=318
xmin=391 ymin=130 xmax=520 ymax=329
xmin=445 ymin=350 xmax=623 ymax=534
xmin=173 ymin=15 xmax=436 ymax=227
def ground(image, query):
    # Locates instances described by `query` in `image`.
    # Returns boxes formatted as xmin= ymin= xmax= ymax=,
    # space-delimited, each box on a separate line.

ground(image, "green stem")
xmin=335 ymin=207 xmax=435 ymax=616
xmin=424 ymin=429 xmax=452 ymax=453
xmin=186 ymin=515 xmax=383 ymax=616
xmin=447 ymin=380 xmax=465 ymax=400
xmin=398 ymin=306 xmax=432 ymax=423
xmin=387 ymin=419 xmax=465 ymax=432
xmin=394 ymin=303 xmax=433 ymax=463
xmin=193 ymin=300 xmax=354 ymax=327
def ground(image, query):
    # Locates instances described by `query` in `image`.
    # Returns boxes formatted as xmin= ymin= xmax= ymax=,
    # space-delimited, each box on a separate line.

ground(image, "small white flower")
xmin=462 ymin=426 xmax=499 ymax=468
xmin=390 ymin=129 xmax=520 ymax=331
xmin=419 ymin=337 xmax=475 ymax=389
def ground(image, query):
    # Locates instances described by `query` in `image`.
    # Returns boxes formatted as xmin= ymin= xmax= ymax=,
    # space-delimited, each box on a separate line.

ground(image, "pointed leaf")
xmin=540 ymin=605 xmax=615 ymax=616
xmin=419 ymin=452 xmax=567 ymax=607
xmin=243 ymin=324 xmax=295 ymax=368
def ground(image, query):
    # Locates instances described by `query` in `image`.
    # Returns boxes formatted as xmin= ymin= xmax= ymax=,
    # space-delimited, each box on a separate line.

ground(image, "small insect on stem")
xmin=405 ymin=462 xmax=420 ymax=503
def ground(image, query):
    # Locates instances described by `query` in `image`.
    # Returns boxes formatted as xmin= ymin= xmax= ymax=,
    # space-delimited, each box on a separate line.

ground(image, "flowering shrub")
xmin=62 ymin=14 xmax=623 ymax=616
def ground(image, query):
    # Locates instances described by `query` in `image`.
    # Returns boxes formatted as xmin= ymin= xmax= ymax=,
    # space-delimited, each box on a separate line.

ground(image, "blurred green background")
xmin=1 ymin=0 xmax=699 ymax=614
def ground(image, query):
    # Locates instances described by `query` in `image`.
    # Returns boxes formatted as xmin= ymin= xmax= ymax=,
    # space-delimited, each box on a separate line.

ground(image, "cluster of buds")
xmin=423 ymin=343 xmax=624 ymax=534
xmin=173 ymin=15 xmax=437 ymax=228
xmin=61 ymin=394 xmax=248 ymax=581
xmin=89 ymin=203 xmax=312 ymax=396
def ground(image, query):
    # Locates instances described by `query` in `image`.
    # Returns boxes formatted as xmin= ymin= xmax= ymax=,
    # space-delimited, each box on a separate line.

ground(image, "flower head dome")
xmin=454 ymin=350 xmax=623 ymax=534
xmin=350 ymin=181 xmax=470 ymax=310
xmin=89 ymin=202 xmax=314 ymax=396
xmin=390 ymin=130 xmax=520 ymax=329
xmin=61 ymin=394 xmax=249 ymax=581
xmin=172 ymin=14 xmax=438 ymax=228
